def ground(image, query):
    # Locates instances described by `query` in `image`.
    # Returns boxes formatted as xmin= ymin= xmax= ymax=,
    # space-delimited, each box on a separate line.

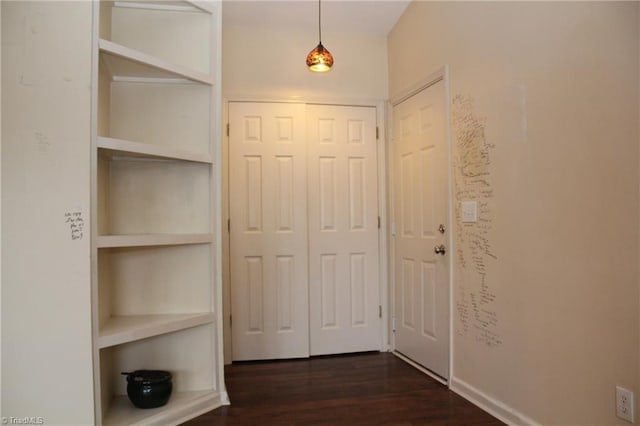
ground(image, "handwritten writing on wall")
xmin=452 ymin=94 xmax=501 ymax=347
xmin=65 ymin=211 xmax=84 ymax=241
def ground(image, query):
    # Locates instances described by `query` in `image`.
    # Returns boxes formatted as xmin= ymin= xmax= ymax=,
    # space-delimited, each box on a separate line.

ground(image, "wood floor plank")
xmin=184 ymin=352 xmax=504 ymax=425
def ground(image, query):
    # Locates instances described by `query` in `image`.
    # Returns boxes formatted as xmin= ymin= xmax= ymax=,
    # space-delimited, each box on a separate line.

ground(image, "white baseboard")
xmin=392 ymin=351 xmax=448 ymax=385
xmin=450 ymin=377 xmax=541 ymax=426
xmin=220 ymin=390 xmax=231 ymax=405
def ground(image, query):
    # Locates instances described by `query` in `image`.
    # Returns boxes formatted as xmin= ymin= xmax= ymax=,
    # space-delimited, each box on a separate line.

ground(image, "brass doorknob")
xmin=434 ymin=245 xmax=446 ymax=255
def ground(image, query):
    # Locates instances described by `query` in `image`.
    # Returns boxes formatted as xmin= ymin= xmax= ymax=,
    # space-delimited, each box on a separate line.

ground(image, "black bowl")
xmin=122 ymin=370 xmax=173 ymax=409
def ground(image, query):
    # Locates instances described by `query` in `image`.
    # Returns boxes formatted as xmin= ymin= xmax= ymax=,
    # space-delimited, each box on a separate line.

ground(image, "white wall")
xmin=222 ymin=17 xmax=389 ymax=362
xmin=1 ymin=2 xmax=94 ymax=423
xmin=223 ymin=24 xmax=388 ymax=102
xmin=389 ymin=2 xmax=638 ymax=424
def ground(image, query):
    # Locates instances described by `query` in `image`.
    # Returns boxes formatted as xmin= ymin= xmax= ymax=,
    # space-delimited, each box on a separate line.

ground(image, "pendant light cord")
xmin=318 ymin=0 xmax=322 ymax=43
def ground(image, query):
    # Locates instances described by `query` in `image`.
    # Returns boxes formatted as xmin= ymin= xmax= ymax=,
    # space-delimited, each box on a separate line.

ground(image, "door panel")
xmin=393 ymin=80 xmax=449 ymax=378
xmin=229 ymin=102 xmax=309 ymax=360
xmin=307 ymin=105 xmax=381 ymax=356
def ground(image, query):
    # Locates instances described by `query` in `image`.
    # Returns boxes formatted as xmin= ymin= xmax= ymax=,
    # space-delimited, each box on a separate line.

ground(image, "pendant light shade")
xmin=307 ymin=0 xmax=333 ymax=72
xmin=306 ymin=42 xmax=333 ymax=72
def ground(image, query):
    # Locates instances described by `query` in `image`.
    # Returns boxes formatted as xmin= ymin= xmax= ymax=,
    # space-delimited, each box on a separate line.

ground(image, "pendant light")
xmin=306 ymin=0 xmax=333 ymax=72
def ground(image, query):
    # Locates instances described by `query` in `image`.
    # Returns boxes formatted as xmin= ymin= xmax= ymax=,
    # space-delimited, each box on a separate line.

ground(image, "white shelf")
xmin=98 ymin=313 xmax=215 ymax=348
xmin=186 ymin=0 xmax=216 ymax=14
xmin=98 ymin=136 xmax=212 ymax=163
xmin=104 ymin=390 xmax=224 ymax=426
xmin=113 ymin=1 xmax=215 ymax=14
xmin=100 ymin=39 xmax=213 ymax=85
xmin=97 ymin=234 xmax=213 ymax=248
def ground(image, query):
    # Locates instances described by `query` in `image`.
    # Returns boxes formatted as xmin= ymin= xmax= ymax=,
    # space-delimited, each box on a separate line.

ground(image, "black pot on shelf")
xmin=121 ymin=370 xmax=173 ymax=409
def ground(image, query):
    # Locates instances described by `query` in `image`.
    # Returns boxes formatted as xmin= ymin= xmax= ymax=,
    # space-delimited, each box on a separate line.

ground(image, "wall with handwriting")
xmin=2 ymin=2 xmax=95 ymax=423
xmin=452 ymin=94 xmax=501 ymax=348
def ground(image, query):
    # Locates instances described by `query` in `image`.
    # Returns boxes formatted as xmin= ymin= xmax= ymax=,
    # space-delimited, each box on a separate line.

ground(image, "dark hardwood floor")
xmin=184 ymin=352 xmax=504 ymax=425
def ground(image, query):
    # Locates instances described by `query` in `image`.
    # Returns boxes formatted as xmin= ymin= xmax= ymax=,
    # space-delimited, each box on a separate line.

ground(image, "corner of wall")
xmin=637 ymin=0 xmax=640 ymax=416
xmin=0 ymin=0 xmax=3 ymax=417
xmin=450 ymin=377 xmax=541 ymax=426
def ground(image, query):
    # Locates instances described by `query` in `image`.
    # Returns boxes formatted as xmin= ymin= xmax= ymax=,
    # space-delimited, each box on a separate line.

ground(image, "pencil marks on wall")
xmin=452 ymin=94 xmax=501 ymax=347
xmin=65 ymin=210 xmax=85 ymax=240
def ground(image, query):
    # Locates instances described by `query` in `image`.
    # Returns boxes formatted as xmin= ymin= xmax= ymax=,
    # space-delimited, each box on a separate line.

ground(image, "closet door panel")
xmin=229 ymin=102 xmax=309 ymax=360
xmin=307 ymin=105 xmax=381 ymax=356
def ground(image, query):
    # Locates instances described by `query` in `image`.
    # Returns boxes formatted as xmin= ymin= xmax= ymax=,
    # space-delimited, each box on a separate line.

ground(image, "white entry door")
xmin=307 ymin=105 xmax=381 ymax=356
xmin=229 ymin=102 xmax=309 ymax=360
xmin=392 ymin=79 xmax=450 ymax=378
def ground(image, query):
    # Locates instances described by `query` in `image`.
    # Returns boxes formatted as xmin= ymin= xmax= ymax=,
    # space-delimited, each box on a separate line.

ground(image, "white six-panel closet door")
xmin=307 ymin=105 xmax=381 ymax=356
xmin=229 ymin=102 xmax=381 ymax=360
xmin=229 ymin=102 xmax=309 ymax=360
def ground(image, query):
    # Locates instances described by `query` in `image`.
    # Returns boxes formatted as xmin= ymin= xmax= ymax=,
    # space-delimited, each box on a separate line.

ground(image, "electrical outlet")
xmin=616 ymin=386 xmax=635 ymax=423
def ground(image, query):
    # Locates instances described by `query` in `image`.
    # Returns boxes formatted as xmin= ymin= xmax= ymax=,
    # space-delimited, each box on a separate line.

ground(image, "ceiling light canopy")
xmin=306 ymin=0 xmax=333 ymax=72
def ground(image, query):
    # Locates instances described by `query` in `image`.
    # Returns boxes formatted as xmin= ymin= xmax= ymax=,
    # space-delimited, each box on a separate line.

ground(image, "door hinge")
xmin=227 ymin=123 xmax=230 ymax=137
xmin=378 ymin=216 xmax=381 ymax=229
xmin=227 ymin=218 xmax=230 ymax=233
xmin=379 ymin=305 xmax=382 ymax=318
xmin=376 ymin=126 xmax=379 ymax=140
xmin=392 ymin=317 xmax=396 ymax=332
xmin=229 ymin=314 xmax=232 ymax=327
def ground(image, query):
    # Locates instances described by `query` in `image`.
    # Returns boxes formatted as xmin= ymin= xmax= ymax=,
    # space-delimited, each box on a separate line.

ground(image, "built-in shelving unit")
xmin=90 ymin=1 xmax=225 ymax=424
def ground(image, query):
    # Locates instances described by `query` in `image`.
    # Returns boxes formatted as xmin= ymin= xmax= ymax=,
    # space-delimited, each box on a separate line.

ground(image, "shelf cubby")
xmin=99 ymin=325 xmax=218 ymax=425
xmin=97 ymin=244 xmax=214 ymax=337
xmin=97 ymin=155 xmax=212 ymax=236
xmin=98 ymin=65 xmax=212 ymax=156
xmin=99 ymin=0 xmax=213 ymax=76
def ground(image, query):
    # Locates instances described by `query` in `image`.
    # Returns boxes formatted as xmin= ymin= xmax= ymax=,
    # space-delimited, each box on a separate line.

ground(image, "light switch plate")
xmin=461 ymin=201 xmax=478 ymax=223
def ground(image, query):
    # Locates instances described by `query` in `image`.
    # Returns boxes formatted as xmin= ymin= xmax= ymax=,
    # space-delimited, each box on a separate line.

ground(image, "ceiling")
xmin=222 ymin=0 xmax=411 ymax=36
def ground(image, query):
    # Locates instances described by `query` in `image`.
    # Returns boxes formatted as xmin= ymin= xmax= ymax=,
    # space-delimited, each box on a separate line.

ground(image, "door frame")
xmin=387 ymin=66 xmax=454 ymax=385
xmin=221 ymin=98 xmax=390 ymax=364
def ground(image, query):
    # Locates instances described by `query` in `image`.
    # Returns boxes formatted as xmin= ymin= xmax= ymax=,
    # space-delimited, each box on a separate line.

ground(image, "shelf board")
xmin=113 ymin=1 xmax=214 ymax=14
xmin=98 ymin=313 xmax=215 ymax=348
xmin=97 ymin=234 xmax=213 ymax=248
xmin=98 ymin=136 xmax=212 ymax=164
xmin=104 ymin=390 xmax=225 ymax=426
xmin=186 ymin=0 xmax=216 ymax=14
xmin=99 ymin=39 xmax=213 ymax=85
